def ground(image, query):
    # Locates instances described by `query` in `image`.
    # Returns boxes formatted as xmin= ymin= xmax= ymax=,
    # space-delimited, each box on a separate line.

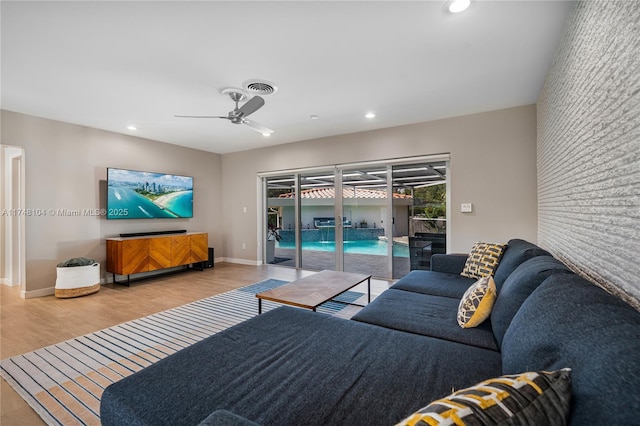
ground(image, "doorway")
xmin=1 ymin=145 xmax=26 ymax=295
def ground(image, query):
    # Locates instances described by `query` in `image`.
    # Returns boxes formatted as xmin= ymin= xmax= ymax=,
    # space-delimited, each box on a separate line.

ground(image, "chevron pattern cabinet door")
xmin=121 ymin=239 xmax=149 ymax=275
xmin=190 ymin=233 xmax=208 ymax=263
xmin=148 ymin=237 xmax=172 ymax=271
xmin=107 ymin=233 xmax=209 ymax=277
xmin=171 ymin=236 xmax=192 ymax=266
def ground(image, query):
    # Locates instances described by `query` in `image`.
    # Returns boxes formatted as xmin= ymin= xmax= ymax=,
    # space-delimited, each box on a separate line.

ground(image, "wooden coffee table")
xmin=256 ymin=270 xmax=371 ymax=314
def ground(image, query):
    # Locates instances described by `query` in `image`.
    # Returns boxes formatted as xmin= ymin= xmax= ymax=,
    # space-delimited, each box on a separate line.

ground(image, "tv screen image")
xmin=107 ymin=168 xmax=193 ymax=219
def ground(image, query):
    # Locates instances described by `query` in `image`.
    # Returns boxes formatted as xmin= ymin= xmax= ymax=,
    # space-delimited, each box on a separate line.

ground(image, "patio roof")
xmin=267 ymin=161 xmax=447 ymax=203
xmin=278 ymin=187 xmax=413 ymax=199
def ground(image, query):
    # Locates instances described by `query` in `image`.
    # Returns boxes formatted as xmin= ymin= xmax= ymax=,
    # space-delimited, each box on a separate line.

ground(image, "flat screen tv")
xmin=107 ymin=167 xmax=193 ymax=219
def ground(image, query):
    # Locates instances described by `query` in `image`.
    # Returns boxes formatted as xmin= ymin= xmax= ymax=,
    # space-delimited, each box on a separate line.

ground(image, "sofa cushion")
xmin=396 ymin=369 xmax=572 ymax=426
xmin=492 ymin=239 xmax=551 ymax=289
xmin=390 ymin=269 xmax=476 ymax=299
xmin=461 ymin=242 xmax=505 ymax=279
xmin=457 ymin=276 xmax=497 ymax=328
xmin=198 ymin=410 xmax=260 ymax=426
xmin=101 ymin=306 xmax=503 ymax=426
xmin=352 ymin=289 xmax=499 ymax=351
xmin=430 ymin=253 xmax=469 ymax=274
xmin=501 ymin=274 xmax=640 ymax=425
xmin=491 ymin=256 xmax=572 ymax=347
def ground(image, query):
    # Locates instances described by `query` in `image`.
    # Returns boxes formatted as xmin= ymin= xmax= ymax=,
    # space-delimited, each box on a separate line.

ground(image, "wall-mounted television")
xmin=107 ymin=167 xmax=193 ymax=219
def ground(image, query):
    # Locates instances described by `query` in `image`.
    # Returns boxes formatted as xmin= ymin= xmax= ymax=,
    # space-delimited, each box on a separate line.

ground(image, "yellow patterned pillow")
xmin=396 ymin=369 xmax=572 ymax=426
xmin=461 ymin=242 xmax=505 ymax=279
xmin=457 ymin=276 xmax=497 ymax=328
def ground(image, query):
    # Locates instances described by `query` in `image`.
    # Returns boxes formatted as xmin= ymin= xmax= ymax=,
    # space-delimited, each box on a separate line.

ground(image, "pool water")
xmin=277 ymin=240 xmax=409 ymax=257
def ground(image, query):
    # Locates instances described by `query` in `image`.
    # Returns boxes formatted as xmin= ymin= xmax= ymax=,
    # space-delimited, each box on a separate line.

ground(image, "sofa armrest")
xmin=431 ymin=253 xmax=468 ymax=274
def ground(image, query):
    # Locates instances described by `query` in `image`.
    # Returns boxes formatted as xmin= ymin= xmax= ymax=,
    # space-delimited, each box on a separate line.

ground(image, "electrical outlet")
xmin=461 ymin=203 xmax=473 ymax=213
xmin=242 ymin=243 xmax=246 ymax=250
xmin=242 ymin=206 xmax=247 ymax=213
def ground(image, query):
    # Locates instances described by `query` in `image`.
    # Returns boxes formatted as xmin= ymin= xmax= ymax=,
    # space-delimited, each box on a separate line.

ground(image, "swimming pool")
xmin=277 ymin=240 xmax=409 ymax=257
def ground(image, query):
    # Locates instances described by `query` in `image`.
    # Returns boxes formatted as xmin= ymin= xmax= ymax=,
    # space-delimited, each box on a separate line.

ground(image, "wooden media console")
xmin=106 ymin=232 xmax=208 ymax=285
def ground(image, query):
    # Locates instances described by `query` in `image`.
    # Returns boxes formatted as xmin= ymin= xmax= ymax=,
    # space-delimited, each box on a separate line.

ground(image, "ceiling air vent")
xmin=243 ymin=79 xmax=278 ymax=96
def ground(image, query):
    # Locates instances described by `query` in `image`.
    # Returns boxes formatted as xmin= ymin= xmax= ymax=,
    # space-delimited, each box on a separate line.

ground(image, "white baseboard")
xmin=220 ymin=257 xmax=262 ymax=266
xmin=22 ymin=286 xmax=55 ymax=299
xmin=16 ymin=258 xmax=259 ymax=298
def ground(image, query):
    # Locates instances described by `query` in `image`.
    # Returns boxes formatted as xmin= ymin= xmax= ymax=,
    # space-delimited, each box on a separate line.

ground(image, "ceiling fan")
xmin=175 ymin=88 xmax=274 ymax=135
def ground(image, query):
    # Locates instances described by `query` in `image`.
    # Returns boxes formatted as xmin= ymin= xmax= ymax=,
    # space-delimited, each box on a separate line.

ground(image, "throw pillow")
xmin=461 ymin=242 xmax=506 ymax=279
xmin=457 ymin=276 xmax=497 ymax=328
xmin=396 ymin=369 xmax=572 ymax=426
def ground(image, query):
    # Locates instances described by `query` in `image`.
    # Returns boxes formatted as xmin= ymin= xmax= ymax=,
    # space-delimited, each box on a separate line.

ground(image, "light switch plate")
xmin=461 ymin=203 xmax=473 ymax=213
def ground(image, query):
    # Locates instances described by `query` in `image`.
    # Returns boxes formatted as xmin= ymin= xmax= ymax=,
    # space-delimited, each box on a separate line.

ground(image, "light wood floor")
xmin=0 ymin=263 xmax=391 ymax=425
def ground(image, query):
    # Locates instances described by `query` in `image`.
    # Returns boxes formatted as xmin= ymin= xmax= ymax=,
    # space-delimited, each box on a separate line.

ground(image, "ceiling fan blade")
xmin=174 ymin=115 xmax=229 ymax=119
xmin=242 ymin=119 xmax=274 ymax=135
xmin=237 ymin=96 xmax=265 ymax=117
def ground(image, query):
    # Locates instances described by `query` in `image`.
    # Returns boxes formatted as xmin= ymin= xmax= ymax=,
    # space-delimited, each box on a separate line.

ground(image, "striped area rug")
xmin=0 ymin=279 xmax=364 ymax=426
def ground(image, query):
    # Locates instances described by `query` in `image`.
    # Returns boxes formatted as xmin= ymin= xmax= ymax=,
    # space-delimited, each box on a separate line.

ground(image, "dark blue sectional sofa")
xmin=100 ymin=239 xmax=640 ymax=426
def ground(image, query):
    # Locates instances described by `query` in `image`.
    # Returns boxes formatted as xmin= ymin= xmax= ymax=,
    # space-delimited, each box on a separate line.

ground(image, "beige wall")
xmin=537 ymin=1 xmax=640 ymax=308
xmin=1 ymin=110 xmax=222 ymax=297
xmin=1 ymin=105 xmax=538 ymax=293
xmin=221 ymin=105 xmax=539 ymax=261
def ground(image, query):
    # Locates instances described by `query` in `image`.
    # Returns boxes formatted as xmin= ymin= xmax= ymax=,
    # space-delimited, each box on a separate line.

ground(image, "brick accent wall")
xmin=537 ymin=1 xmax=640 ymax=309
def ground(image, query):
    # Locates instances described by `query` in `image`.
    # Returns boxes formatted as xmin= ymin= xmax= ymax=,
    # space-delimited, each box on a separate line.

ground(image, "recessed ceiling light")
xmin=262 ymin=132 xmax=271 ymax=137
xmin=126 ymin=125 xmax=137 ymax=131
xmin=446 ymin=0 xmax=471 ymax=14
xmin=310 ymin=115 xmax=319 ymax=120
xmin=365 ymin=112 xmax=376 ymax=119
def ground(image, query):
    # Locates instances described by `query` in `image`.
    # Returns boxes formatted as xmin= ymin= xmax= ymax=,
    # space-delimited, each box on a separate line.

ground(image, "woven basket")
xmin=55 ymin=263 xmax=100 ymax=298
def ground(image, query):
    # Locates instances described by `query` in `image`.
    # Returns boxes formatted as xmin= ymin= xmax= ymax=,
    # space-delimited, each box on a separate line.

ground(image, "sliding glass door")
xmin=261 ymin=156 xmax=448 ymax=279
xmin=340 ymin=165 xmax=391 ymax=277
xmin=264 ymin=175 xmax=297 ymax=268
xmin=394 ymin=162 xmax=447 ymax=276
xmin=299 ymin=169 xmax=338 ymax=271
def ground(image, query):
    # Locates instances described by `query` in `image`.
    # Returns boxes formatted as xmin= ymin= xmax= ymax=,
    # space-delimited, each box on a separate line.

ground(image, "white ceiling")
xmin=1 ymin=1 xmax=573 ymax=154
